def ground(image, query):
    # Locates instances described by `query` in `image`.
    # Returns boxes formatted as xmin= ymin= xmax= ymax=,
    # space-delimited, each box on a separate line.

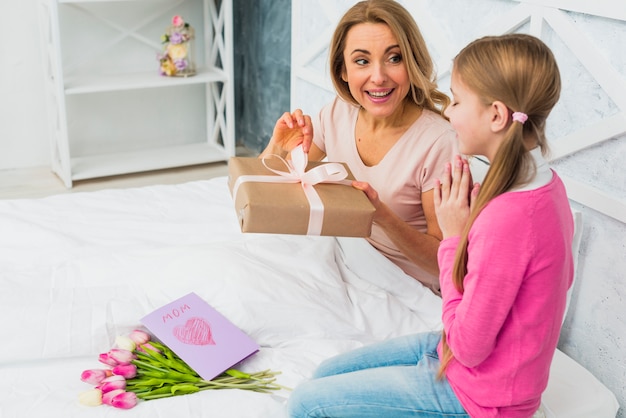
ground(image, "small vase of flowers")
xmin=158 ymin=15 xmax=196 ymax=77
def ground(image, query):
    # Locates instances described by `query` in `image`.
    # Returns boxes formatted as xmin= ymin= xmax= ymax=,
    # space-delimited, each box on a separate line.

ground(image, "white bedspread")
xmin=0 ymin=177 xmax=617 ymax=417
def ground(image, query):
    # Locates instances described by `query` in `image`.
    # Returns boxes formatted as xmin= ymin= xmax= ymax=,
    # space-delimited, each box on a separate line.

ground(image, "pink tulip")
xmin=112 ymin=364 xmax=137 ymax=379
xmin=101 ymin=374 xmax=125 ymax=382
xmin=128 ymin=329 xmax=151 ymax=345
xmin=102 ymin=389 xmax=125 ymax=405
xmin=108 ymin=348 xmax=136 ymax=365
xmin=78 ymin=388 xmax=102 ymax=406
xmin=99 ymin=375 xmax=126 ymax=393
xmin=137 ymin=342 xmax=160 ymax=354
xmin=111 ymin=391 xmax=138 ymax=409
xmin=98 ymin=352 xmax=119 ymax=367
xmin=80 ymin=369 xmax=111 ymax=385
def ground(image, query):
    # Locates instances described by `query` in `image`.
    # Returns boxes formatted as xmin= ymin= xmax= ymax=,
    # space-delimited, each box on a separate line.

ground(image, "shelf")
xmin=64 ymin=68 xmax=229 ymax=95
xmin=71 ymin=143 xmax=230 ymax=180
xmin=40 ymin=0 xmax=234 ymax=187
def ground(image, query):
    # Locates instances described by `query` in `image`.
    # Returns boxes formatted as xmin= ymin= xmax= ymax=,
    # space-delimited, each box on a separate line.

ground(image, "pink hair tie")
xmin=512 ymin=112 xmax=528 ymax=124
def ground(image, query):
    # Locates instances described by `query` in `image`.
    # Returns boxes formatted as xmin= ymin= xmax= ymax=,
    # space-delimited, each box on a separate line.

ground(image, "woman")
xmin=261 ymin=0 xmax=456 ymax=293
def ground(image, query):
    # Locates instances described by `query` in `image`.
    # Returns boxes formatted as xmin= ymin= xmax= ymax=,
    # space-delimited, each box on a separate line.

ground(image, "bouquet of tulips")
xmin=79 ymin=329 xmax=284 ymax=409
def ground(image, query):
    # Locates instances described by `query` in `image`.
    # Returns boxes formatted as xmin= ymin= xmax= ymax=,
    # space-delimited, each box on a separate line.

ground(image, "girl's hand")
xmin=434 ymin=155 xmax=480 ymax=239
xmin=267 ymin=109 xmax=313 ymax=156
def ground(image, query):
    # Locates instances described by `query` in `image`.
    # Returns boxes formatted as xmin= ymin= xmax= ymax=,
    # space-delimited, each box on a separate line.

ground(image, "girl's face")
xmin=445 ymin=71 xmax=499 ymax=161
xmin=342 ymin=23 xmax=410 ymax=119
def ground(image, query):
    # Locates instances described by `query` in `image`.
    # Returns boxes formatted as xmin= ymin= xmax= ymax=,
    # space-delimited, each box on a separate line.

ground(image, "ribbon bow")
xmin=232 ymin=145 xmax=352 ymax=235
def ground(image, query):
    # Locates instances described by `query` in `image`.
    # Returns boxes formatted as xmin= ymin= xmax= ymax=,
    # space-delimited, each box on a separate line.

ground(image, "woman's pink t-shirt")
xmin=312 ymin=97 xmax=457 ymax=290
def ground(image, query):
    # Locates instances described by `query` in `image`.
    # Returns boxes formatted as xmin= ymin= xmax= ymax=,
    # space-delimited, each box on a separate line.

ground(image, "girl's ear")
xmin=490 ymin=101 xmax=511 ymax=133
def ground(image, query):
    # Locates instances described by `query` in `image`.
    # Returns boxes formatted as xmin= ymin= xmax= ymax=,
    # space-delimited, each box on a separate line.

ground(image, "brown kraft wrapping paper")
xmin=228 ymin=156 xmax=375 ymax=237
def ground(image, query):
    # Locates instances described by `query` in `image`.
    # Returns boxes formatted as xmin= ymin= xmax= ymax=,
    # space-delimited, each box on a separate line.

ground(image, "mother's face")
xmin=341 ymin=23 xmax=411 ymax=119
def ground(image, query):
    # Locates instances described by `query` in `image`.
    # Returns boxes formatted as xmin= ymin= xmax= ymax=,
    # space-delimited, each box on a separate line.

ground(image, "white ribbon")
xmin=232 ymin=145 xmax=352 ymax=235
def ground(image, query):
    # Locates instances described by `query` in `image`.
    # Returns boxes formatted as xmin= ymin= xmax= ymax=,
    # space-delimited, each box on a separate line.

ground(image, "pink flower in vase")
xmin=172 ymin=15 xmax=185 ymax=28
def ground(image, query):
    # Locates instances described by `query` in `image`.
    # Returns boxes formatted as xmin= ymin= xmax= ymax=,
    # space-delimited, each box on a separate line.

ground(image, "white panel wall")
xmin=291 ymin=0 xmax=626 ymax=415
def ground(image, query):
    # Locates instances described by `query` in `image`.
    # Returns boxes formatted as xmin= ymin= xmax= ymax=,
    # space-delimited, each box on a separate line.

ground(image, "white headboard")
xmin=290 ymin=0 xmax=626 ymax=224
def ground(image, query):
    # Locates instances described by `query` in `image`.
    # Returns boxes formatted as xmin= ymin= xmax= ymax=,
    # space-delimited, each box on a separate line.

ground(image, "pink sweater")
xmin=437 ymin=173 xmax=574 ymax=417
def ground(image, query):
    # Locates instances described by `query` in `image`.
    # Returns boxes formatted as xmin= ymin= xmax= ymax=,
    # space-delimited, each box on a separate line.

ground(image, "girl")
xmin=288 ymin=33 xmax=574 ymax=418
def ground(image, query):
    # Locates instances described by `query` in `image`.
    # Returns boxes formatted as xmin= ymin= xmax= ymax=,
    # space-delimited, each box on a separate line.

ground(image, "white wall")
xmin=291 ymin=0 xmax=626 ymax=415
xmin=0 ymin=0 xmax=51 ymax=169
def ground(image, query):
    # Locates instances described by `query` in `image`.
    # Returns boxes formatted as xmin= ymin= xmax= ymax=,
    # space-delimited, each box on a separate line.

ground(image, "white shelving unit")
xmin=38 ymin=0 xmax=235 ymax=187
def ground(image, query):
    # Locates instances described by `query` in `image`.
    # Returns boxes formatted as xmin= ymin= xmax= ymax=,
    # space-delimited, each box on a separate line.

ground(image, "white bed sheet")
xmin=0 ymin=177 xmax=617 ymax=417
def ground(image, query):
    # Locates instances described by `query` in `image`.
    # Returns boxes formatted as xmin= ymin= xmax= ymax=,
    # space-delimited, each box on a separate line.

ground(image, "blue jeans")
xmin=288 ymin=332 xmax=469 ymax=418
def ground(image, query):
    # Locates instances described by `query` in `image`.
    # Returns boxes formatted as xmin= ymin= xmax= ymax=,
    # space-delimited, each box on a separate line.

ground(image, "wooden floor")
xmin=0 ymin=161 xmax=232 ymax=200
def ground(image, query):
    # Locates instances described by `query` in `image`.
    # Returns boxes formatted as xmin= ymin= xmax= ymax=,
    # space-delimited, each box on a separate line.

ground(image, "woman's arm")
xmin=353 ymin=182 xmax=442 ymax=282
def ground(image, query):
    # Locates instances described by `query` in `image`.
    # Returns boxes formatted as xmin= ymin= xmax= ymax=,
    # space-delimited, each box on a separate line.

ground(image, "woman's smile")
xmin=367 ymin=88 xmax=395 ymax=101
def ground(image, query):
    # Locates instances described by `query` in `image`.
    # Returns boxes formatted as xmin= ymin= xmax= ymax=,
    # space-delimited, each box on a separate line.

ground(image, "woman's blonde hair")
xmin=438 ymin=33 xmax=561 ymax=378
xmin=328 ymin=0 xmax=450 ymax=116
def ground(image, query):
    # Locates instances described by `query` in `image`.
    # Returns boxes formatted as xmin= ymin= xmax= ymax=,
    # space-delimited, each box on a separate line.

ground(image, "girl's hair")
xmin=438 ymin=33 xmax=561 ymax=378
xmin=328 ymin=0 xmax=450 ymax=116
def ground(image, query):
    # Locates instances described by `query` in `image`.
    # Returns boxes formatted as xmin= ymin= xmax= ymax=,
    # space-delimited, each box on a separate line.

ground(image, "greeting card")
xmin=141 ymin=292 xmax=259 ymax=381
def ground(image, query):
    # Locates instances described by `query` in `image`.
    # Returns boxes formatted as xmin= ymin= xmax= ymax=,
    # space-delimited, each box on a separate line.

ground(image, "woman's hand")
xmin=434 ymin=155 xmax=480 ymax=239
xmin=260 ymin=109 xmax=314 ymax=158
xmin=352 ymin=180 xmax=387 ymax=222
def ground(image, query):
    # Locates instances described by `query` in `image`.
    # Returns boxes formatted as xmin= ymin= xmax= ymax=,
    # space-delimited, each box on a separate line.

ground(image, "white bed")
xmin=0 ymin=176 xmax=618 ymax=417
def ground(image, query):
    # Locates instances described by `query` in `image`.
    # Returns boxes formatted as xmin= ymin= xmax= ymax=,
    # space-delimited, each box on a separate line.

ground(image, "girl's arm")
xmin=439 ymin=202 xmax=529 ymax=367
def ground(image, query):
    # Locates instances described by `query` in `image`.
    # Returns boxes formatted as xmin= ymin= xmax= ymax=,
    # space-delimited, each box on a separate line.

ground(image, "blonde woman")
xmin=261 ymin=0 xmax=456 ymax=294
xmin=288 ymin=33 xmax=573 ymax=418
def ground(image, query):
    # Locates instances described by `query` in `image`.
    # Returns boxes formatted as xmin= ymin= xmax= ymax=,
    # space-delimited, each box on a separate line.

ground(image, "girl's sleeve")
xmin=438 ymin=203 xmax=531 ymax=367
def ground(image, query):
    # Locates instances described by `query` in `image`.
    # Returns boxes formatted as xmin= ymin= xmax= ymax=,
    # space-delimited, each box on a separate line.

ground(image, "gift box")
xmin=228 ymin=155 xmax=375 ymax=237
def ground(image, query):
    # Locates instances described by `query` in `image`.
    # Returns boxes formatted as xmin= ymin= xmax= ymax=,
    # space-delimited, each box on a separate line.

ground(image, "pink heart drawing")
xmin=173 ymin=317 xmax=216 ymax=346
